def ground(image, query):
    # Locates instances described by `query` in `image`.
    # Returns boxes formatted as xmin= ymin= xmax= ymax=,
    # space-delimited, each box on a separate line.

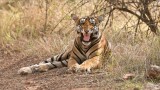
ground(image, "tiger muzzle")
xmin=82 ymin=33 xmax=91 ymax=42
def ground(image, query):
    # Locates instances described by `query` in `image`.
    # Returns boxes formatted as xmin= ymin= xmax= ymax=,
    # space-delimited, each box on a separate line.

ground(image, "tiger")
xmin=18 ymin=14 xmax=111 ymax=75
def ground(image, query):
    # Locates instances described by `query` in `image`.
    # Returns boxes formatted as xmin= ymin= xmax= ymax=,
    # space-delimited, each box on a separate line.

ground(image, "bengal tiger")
xmin=18 ymin=14 xmax=111 ymax=75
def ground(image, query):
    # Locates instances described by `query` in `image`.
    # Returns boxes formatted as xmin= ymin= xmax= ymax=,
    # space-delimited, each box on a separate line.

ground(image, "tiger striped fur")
xmin=18 ymin=14 xmax=111 ymax=75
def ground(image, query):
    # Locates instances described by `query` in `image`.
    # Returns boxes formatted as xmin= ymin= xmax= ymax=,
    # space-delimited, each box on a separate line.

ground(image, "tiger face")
xmin=71 ymin=14 xmax=104 ymax=45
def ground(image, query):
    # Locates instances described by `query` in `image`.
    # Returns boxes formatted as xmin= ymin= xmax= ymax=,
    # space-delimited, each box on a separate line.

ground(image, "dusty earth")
xmin=0 ymin=52 xmax=117 ymax=90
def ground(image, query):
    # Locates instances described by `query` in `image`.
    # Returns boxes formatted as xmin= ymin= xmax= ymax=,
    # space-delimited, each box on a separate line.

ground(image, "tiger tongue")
xmin=83 ymin=34 xmax=90 ymax=41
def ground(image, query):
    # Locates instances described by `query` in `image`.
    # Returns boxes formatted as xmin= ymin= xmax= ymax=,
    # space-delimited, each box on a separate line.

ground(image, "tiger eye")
xmin=89 ymin=18 xmax=95 ymax=25
xmin=80 ymin=18 xmax=86 ymax=24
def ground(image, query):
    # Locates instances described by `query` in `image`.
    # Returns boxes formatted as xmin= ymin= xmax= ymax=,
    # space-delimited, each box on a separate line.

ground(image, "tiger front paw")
xmin=78 ymin=65 xmax=91 ymax=73
xmin=68 ymin=63 xmax=80 ymax=73
xmin=68 ymin=64 xmax=91 ymax=73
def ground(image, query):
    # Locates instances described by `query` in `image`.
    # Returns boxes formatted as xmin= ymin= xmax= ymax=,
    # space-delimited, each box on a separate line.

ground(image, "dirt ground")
xmin=0 ymin=52 xmax=115 ymax=90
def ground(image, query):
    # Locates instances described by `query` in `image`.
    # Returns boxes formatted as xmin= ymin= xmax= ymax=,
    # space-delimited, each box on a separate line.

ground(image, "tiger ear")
xmin=97 ymin=15 xmax=105 ymax=23
xmin=71 ymin=14 xmax=79 ymax=22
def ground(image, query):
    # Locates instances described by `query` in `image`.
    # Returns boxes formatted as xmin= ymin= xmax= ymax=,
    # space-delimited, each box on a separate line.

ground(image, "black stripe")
xmin=51 ymin=63 xmax=57 ymax=68
xmin=66 ymin=54 xmax=70 ymax=59
xmin=51 ymin=57 xmax=54 ymax=62
xmin=55 ymin=55 xmax=59 ymax=61
xmin=86 ymin=40 xmax=99 ymax=53
xmin=57 ymin=52 xmax=65 ymax=61
xmin=57 ymin=54 xmax=62 ymax=61
xmin=44 ymin=60 xmax=48 ymax=63
xmin=75 ymin=39 xmax=83 ymax=51
xmin=93 ymin=37 xmax=101 ymax=45
xmin=92 ymin=36 xmax=101 ymax=45
xmin=60 ymin=61 xmax=67 ymax=67
xmin=73 ymin=51 xmax=82 ymax=64
xmin=86 ymin=35 xmax=101 ymax=53
xmin=65 ymin=60 xmax=68 ymax=63
xmin=74 ymin=40 xmax=86 ymax=57
xmin=88 ymin=47 xmax=101 ymax=58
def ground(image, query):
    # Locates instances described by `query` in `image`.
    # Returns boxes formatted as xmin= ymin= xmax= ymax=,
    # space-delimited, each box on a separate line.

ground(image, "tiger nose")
xmin=85 ymin=30 xmax=89 ymax=33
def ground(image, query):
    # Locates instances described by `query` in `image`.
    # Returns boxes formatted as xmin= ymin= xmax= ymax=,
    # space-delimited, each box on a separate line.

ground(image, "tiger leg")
xmin=18 ymin=50 xmax=70 ymax=75
xmin=17 ymin=62 xmax=54 ymax=75
xmin=37 ymin=55 xmax=68 ymax=72
xmin=77 ymin=56 xmax=101 ymax=73
xmin=38 ymin=60 xmax=68 ymax=72
xmin=18 ymin=60 xmax=68 ymax=75
xmin=67 ymin=57 xmax=80 ymax=72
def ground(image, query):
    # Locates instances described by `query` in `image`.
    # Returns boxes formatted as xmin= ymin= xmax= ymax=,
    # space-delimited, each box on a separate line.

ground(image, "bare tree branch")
xmin=50 ymin=0 xmax=89 ymax=34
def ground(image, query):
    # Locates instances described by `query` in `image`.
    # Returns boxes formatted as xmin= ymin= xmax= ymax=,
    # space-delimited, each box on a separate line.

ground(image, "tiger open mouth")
xmin=82 ymin=33 xmax=91 ymax=42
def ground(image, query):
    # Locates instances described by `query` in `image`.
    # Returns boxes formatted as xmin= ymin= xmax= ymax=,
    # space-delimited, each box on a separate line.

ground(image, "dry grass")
xmin=0 ymin=0 xmax=160 ymax=89
xmin=104 ymin=27 xmax=160 ymax=89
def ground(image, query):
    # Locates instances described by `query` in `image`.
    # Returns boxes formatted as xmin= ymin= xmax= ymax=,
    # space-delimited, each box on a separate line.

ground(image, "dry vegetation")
xmin=0 ymin=0 xmax=160 ymax=89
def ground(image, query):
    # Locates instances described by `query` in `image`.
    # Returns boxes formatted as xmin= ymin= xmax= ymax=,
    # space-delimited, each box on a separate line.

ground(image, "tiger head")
xmin=71 ymin=14 xmax=104 ymax=45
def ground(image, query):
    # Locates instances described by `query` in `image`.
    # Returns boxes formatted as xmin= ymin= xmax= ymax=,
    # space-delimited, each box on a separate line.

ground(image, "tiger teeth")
xmin=82 ymin=41 xmax=91 ymax=46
